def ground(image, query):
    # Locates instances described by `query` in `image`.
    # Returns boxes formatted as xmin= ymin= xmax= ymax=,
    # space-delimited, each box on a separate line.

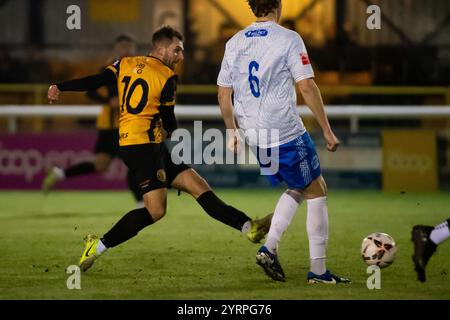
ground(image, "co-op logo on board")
xmin=387 ymin=152 xmax=433 ymax=175
xmin=245 ymin=29 xmax=268 ymax=38
xmin=0 ymin=142 xmax=91 ymax=182
xmin=0 ymin=142 xmax=125 ymax=182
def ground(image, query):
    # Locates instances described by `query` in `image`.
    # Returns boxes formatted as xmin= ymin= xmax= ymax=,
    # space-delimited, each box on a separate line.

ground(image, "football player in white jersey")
xmin=217 ymin=0 xmax=350 ymax=284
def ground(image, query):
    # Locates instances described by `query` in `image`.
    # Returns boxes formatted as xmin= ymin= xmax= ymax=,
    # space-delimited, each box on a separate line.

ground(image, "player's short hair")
xmin=152 ymin=25 xmax=183 ymax=47
xmin=115 ymin=33 xmax=136 ymax=43
xmin=247 ymin=0 xmax=280 ymax=17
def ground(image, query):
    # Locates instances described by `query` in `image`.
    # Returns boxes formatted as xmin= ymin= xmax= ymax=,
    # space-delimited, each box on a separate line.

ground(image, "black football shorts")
xmin=119 ymin=142 xmax=190 ymax=195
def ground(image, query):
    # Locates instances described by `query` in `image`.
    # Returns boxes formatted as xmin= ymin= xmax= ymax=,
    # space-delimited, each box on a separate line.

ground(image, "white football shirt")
xmin=217 ymin=21 xmax=314 ymax=147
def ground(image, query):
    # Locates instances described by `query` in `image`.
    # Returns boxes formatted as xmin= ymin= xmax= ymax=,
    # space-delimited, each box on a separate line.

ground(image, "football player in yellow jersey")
xmin=42 ymin=34 xmax=143 ymax=205
xmin=48 ymin=26 xmax=272 ymax=272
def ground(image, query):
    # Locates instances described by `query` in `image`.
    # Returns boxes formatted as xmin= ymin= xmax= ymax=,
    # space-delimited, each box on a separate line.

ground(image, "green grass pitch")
xmin=0 ymin=189 xmax=449 ymax=299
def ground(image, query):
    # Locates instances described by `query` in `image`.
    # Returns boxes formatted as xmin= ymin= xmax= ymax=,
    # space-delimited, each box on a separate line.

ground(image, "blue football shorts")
xmin=253 ymin=132 xmax=321 ymax=189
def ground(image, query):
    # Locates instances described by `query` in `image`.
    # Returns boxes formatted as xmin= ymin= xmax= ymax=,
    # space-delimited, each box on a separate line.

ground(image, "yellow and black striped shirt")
xmin=107 ymin=56 xmax=177 ymax=146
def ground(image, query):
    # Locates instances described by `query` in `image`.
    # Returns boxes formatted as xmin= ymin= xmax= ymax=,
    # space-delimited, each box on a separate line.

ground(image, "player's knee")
xmin=285 ymin=189 xmax=303 ymax=203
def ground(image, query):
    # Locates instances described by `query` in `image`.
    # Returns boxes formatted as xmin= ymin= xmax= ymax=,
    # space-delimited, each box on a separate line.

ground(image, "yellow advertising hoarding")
xmin=382 ymin=130 xmax=438 ymax=192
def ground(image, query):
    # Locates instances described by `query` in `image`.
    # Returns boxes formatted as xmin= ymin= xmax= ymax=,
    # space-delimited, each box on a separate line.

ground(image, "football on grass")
xmin=361 ymin=232 xmax=397 ymax=268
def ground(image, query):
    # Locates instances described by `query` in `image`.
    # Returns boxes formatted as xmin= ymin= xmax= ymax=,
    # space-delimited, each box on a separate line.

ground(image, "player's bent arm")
xmin=218 ymin=86 xmax=237 ymax=131
xmin=297 ymin=78 xmax=340 ymax=152
xmin=159 ymin=75 xmax=178 ymax=138
xmin=57 ymin=69 xmax=116 ymax=92
xmin=297 ymin=78 xmax=331 ymax=133
xmin=218 ymin=86 xmax=242 ymax=153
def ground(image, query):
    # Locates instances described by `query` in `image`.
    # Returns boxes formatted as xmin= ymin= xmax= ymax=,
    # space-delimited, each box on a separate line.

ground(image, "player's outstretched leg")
xmin=171 ymin=168 xmax=272 ymax=243
xmin=256 ymin=245 xmax=285 ymax=282
xmin=197 ymin=190 xmax=273 ymax=243
xmin=78 ymin=196 xmax=163 ymax=272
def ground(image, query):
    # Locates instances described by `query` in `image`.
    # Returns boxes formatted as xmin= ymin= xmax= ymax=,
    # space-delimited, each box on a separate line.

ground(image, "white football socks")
xmin=307 ymin=196 xmax=329 ymax=275
xmin=96 ymin=239 xmax=108 ymax=254
xmin=241 ymin=221 xmax=252 ymax=233
xmin=264 ymin=193 xmax=302 ymax=254
xmin=430 ymin=220 xmax=450 ymax=245
xmin=310 ymin=258 xmax=326 ymax=276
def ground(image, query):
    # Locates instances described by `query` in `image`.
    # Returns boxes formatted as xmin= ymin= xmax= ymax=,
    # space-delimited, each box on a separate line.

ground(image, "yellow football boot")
xmin=79 ymin=235 xmax=101 ymax=272
xmin=41 ymin=169 xmax=59 ymax=194
xmin=247 ymin=213 xmax=273 ymax=243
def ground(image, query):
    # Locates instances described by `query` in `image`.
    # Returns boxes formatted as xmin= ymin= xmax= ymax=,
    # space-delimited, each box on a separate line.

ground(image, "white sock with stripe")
xmin=430 ymin=220 xmax=450 ymax=245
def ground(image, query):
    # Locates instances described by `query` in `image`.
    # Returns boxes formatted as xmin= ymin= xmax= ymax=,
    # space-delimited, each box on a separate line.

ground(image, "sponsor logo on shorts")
xmin=139 ymin=179 xmax=150 ymax=189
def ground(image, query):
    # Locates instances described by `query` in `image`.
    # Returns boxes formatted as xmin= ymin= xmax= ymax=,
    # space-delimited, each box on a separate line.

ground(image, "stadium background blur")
xmin=1 ymin=0 xmax=449 ymax=192
xmin=0 ymin=0 xmax=450 ymax=301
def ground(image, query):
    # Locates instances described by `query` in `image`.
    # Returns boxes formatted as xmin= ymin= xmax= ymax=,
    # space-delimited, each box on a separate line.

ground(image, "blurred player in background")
xmin=217 ymin=0 xmax=350 ymax=283
xmin=42 ymin=34 xmax=143 ymax=205
xmin=412 ymin=218 xmax=450 ymax=282
xmin=47 ymin=26 xmax=272 ymax=272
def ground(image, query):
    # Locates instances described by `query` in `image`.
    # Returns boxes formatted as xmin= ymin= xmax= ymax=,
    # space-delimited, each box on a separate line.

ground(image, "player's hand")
xmin=109 ymin=96 xmax=120 ymax=108
xmin=227 ymin=130 xmax=242 ymax=154
xmin=323 ymin=129 xmax=340 ymax=152
xmin=48 ymin=85 xmax=60 ymax=104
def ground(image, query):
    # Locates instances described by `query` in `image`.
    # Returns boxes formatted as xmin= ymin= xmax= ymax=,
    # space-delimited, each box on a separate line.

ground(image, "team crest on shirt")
xmin=157 ymin=169 xmax=167 ymax=182
xmin=300 ymin=52 xmax=310 ymax=65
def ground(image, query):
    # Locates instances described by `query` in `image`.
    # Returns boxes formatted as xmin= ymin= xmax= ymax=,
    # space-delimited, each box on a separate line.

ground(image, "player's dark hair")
xmin=247 ymin=0 xmax=280 ymax=17
xmin=152 ymin=25 xmax=183 ymax=47
xmin=115 ymin=33 xmax=136 ymax=43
